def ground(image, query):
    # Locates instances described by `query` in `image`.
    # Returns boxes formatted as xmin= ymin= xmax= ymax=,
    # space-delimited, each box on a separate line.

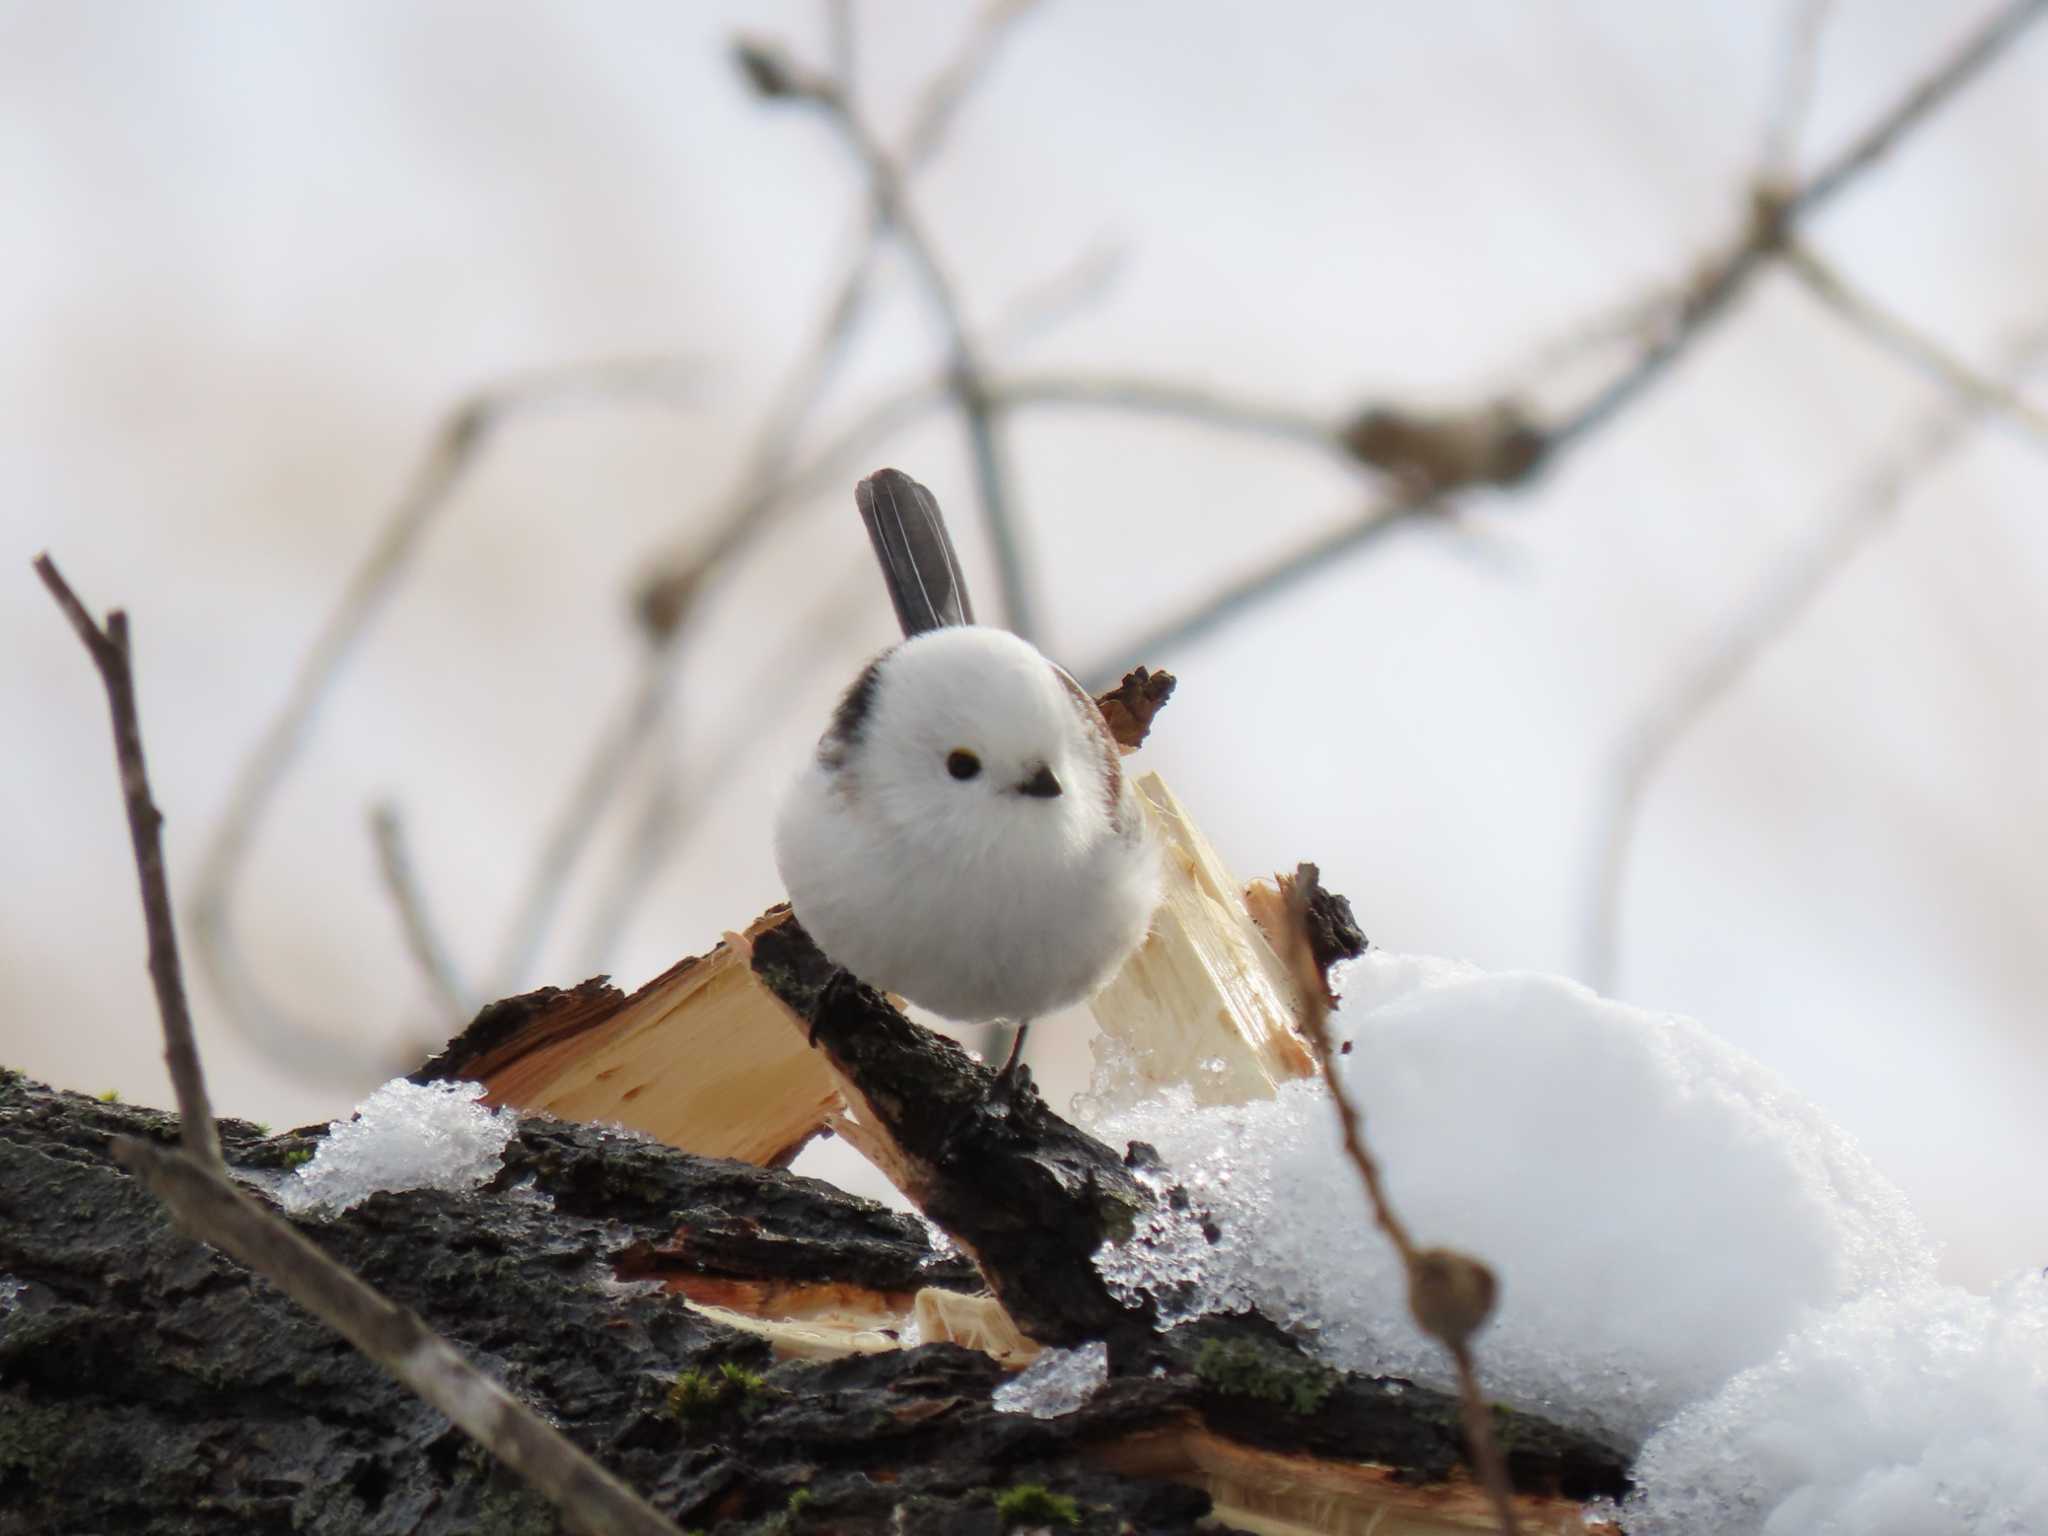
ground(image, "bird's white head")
xmin=826 ymin=626 xmax=1117 ymax=859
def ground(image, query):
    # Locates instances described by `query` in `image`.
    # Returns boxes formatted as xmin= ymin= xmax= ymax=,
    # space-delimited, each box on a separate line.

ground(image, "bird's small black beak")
xmin=1016 ymin=763 xmax=1062 ymax=799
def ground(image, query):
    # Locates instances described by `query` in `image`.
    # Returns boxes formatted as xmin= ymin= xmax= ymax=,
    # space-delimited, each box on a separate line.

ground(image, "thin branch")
xmin=1759 ymin=0 xmax=1838 ymax=178
xmin=1079 ymin=483 xmax=1441 ymax=691
xmin=46 ymin=554 xmax=683 ymax=1536
xmin=1083 ymin=0 xmax=2048 ymax=681
xmin=369 ymin=802 xmax=476 ymax=1028
xmin=35 ymin=555 xmax=224 ymax=1170
xmin=765 ymin=47 xmax=1038 ymax=639
xmin=191 ymin=357 xmax=699 ymax=1079
xmin=554 ymin=8 xmax=1050 ymax=976
xmin=899 ymin=0 xmax=1041 ymax=166
xmin=486 ymin=646 xmax=678 ymax=997
xmin=1565 ymin=0 xmax=2047 ymax=450
xmin=1792 ymin=0 xmax=2046 ymax=212
xmin=577 ymin=579 xmax=873 ymax=970
xmin=992 ymin=372 xmax=1343 ymax=455
xmin=1583 ymin=322 xmax=2048 ymax=989
xmin=1275 ymin=865 xmax=1518 ymax=1535
xmin=1784 ymin=240 xmax=2048 ymax=440
xmin=639 ymin=0 xmax=1044 ymax=624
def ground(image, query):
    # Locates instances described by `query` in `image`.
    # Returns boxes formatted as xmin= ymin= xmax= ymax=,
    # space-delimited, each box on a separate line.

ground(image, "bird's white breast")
xmin=773 ymin=628 xmax=1160 ymax=1023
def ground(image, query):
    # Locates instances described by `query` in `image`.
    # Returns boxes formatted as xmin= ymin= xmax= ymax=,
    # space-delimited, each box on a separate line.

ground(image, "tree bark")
xmin=0 ymin=1059 xmax=1626 ymax=1535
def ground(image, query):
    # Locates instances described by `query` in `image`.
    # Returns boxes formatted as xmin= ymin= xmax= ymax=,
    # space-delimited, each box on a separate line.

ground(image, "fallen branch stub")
xmin=749 ymin=915 xmax=1158 ymax=1347
xmin=1244 ymin=861 xmax=1370 ymax=1008
xmin=1093 ymin=665 xmax=1177 ymax=751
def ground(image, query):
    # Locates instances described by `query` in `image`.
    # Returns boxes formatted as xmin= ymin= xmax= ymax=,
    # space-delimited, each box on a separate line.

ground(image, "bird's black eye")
xmin=945 ymin=749 xmax=982 ymax=780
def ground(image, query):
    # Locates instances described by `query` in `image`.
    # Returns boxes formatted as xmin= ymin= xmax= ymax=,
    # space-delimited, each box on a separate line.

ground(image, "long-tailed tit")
xmin=774 ymin=468 xmax=1161 ymax=1078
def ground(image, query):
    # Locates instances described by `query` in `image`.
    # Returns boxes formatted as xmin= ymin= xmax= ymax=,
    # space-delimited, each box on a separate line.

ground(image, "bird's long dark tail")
xmin=856 ymin=467 xmax=976 ymax=636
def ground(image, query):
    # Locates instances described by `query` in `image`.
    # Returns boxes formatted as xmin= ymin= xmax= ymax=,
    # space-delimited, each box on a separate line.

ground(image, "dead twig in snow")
xmin=1275 ymin=862 xmax=1519 ymax=1536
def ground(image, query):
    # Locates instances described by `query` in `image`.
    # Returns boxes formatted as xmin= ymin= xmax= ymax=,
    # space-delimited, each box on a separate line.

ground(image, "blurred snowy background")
xmin=5 ymin=0 xmax=2045 ymax=1292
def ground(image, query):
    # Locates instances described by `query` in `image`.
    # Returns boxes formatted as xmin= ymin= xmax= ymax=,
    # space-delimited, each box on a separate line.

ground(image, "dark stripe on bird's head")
xmin=818 ymin=654 xmax=887 ymax=771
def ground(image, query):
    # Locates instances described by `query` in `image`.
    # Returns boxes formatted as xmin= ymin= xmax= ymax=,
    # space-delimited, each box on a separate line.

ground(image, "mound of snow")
xmin=1083 ymin=951 xmax=1935 ymax=1445
xmin=279 ymin=1077 xmax=518 ymax=1214
xmin=1627 ymin=1270 xmax=2048 ymax=1535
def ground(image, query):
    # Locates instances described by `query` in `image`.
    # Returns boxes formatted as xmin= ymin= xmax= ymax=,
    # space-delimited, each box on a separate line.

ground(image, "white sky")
xmin=4 ymin=0 xmax=2044 ymax=1286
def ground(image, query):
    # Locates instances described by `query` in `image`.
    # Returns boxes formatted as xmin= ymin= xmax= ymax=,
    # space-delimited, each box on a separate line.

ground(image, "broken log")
xmin=0 ymin=1069 xmax=1628 ymax=1535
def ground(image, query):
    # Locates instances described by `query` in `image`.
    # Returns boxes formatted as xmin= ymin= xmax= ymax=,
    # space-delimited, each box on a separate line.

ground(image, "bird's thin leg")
xmin=996 ymin=1020 xmax=1032 ymax=1081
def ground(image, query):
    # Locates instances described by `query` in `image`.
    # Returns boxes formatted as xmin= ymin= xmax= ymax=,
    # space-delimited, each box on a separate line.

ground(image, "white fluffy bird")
xmin=774 ymin=468 xmax=1160 ymax=1077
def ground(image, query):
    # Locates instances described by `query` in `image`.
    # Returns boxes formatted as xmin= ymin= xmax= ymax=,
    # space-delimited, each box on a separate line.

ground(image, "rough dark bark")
xmin=749 ymin=919 xmax=1155 ymax=1347
xmin=0 ymin=1068 xmax=1628 ymax=1535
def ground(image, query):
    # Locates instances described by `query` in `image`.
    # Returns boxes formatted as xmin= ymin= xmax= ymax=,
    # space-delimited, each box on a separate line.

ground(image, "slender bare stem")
xmin=778 ymin=59 xmax=1037 ymax=638
xmin=577 ymin=580 xmax=872 ymax=969
xmin=191 ymin=359 xmax=698 ymax=1078
xmin=487 ymin=646 xmax=678 ymax=996
xmin=1583 ymin=323 xmax=2048 ymax=988
xmin=43 ymin=552 xmax=684 ymax=1536
xmin=642 ymin=0 xmax=1042 ymax=610
xmin=1084 ymin=0 xmax=2048 ymax=683
xmin=370 ymin=802 xmax=476 ymax=1027
xmin=35 ymin=555 xmax=224 ymax=1169
xmin=1784 ymin=241 xmax=2048 ymax=440
xmin=1078 ymin=484 xmax=1440 ymax=690
xmin=1759 ymin=0 xmax=1839 ymax=178
xmin=1277 ymin=865 xmax=1519 ymax=1535
xmin=992 ymin=373 xmax=1343 ymax=456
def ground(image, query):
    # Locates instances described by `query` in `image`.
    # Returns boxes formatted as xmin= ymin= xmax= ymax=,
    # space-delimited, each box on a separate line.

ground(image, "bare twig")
xmin=1565 ymin=0 xmax=2047 ymax=451
xmin=992 ymin=372 xmax=1343 ymax=456
xmin=35 ymin=555 xmax=223 ymax=1170
xmin=1793 ymin=0 xmax=2045 ymax=212
xmin=752 ymin=40 xmax=1038 ymax=640
xmin=192 ymin=357 xmax=699 ymax=1078
xmin=1276 ymin=864 xmax=1519 ymax=1535
xmin=1584 ymin=323 xmax=2048 ymax=988
xmin=578 ymin=579 xmax=873 ymax=970
xmin=1759 ymin=0 xmax=1838 ymax=178
xmin=1083 ymin=0 xmax=2047 ymax=683
xmin=899 ymin=0 xmax=1040 ymax=166
xmin=548 ymin=7 xmax=1049 ymax=983
xmin=639 ymin=0 xmax=1043 ymax=630
xmin=1078 ymin=482 xmax=1442 ymax=691
xmin=485 ymin=647 xmax=679 ymax=996
xmin=370 ymin=801 xmax=476 ymax=1028
xmin=1784 ymin=240 xmax=2048 ymax=440
xmin=44 ymin=554 xmax=685 ymax=1536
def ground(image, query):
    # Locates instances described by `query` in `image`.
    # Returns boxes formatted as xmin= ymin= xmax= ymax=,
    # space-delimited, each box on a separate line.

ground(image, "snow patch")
xmin=1082 ymin=951 xmax=1935 ymax=1446
xmin=1626 ymin=1270 xmax=2048 ymax=1534
xmin=280 ymin=1078 xmax=518 ymax=1214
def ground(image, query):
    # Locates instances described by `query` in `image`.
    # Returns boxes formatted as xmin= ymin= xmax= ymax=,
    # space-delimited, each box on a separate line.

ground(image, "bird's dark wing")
xmin=855 ymin=468 xmax=975 ymax=636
